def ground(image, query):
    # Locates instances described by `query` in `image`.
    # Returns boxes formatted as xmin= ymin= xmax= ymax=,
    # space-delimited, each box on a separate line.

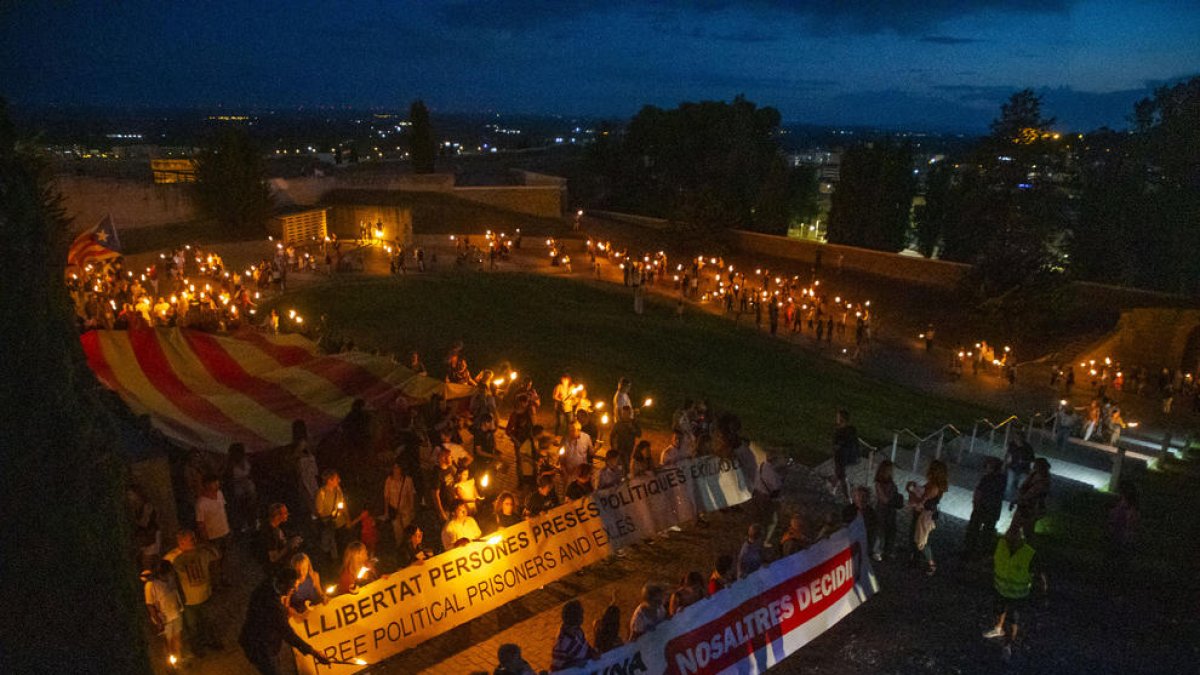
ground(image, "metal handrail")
xmin=893 ymin=423 xmax=963 ymax=444
xmin=887 ymin=423 xmax=965 ymax=472
xmin=975 ymin=415 xmax=1020 ymax=430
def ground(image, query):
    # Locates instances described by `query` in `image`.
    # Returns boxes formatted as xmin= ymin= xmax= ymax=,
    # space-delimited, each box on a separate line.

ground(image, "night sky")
xmin=2 ymin=1 xmax=1197 ymax=130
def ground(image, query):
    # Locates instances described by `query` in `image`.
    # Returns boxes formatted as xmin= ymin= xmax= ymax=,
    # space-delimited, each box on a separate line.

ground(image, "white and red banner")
xmin=556 ymin=517 xmax=878 ymax=675
xmin=292 ymin=456 xmax=751 ymax=674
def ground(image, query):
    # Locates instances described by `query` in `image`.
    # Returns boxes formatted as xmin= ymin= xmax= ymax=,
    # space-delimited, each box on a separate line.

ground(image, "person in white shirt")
xmin=195 ymin=475 xmax=231 ymax=585
xmin=145 ymin=559 xmax=184 ymax=659
xmin=613 ymin=377 xmax=632 ymax=413
xmin=436 ymin=429 xmax=471 ymax=469
xmin=441 ymin=502 xmax=482 ymax=550
xmin=628 ymin=584 xmax=667 ymax=639
xmin=383 ymin=462 xmax=416 ymax=546
xmin=559 ymin=422 xmax=593 ymax=481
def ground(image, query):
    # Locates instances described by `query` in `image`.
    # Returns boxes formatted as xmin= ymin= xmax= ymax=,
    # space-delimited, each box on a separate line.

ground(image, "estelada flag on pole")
xmin=67 ymin=213 xmax=122 ymax=268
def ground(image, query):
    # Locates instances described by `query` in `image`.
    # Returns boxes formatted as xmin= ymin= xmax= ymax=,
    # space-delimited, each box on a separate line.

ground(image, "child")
xmin=359 ymin=509 xmax=379 ymax=557
xmin=144 ymin=559 xmax=184 ymax=661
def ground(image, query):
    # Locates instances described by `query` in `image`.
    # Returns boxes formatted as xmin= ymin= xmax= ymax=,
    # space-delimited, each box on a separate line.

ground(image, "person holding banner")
xmin=240 ymin=566 xmax=332 ymax=674
xmin=494 ymin=643 xmax=536 ymax=675
xmin=629 ymin=584 xmax=668 ymax=639
xmin=443 ymin=501 xmax=482 ymax=549
xmin=551 ymin=600 xmax=599 ymax=670
xmin=593 ymin=602 xmax=625 ymax=653
xmin=337 ymin=542 xmax=381 ymax=593
xmin=524 ymin=475 xmax=561 ymax=518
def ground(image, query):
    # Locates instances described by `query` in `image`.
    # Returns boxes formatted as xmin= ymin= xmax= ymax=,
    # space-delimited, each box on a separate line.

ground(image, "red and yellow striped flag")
xmin=81 ymin=327 xmax=473 ymax=451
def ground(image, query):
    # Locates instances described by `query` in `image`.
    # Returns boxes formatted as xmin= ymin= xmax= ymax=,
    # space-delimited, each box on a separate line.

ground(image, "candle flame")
xmin=169 ymin=655 xmax=178 ymax=666
xmin=643 ymin=398 xmax=653 ymax=407
xmin=480 ymin=474 xmax=490 ymax=488
xmin=356 ymin=566 xmax=369 ymax=580
xmin=509 ymin=371 xmax=518 ymax=381
xmin=601 ymin=413 xmax=610 ymax=425
xmin=326 ymin=585 xmax=336 ymax=594
xmin=486 ymin=535 xmax=503 ymax=545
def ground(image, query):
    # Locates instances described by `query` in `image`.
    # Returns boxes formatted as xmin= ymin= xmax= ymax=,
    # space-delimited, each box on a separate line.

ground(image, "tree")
xmin=826 ymin=141 xmax=915 ymax=252
xmin=192 ymin=129 xmax=274 ymax=237
xmin=912 ymin=160 xmax=953 ymax=257
xmin=408 ymin=100 xmax=437 ymax=174
xmin=0 ymin=98 xmax=150 ymax=673
xmin=585 ymin=95 xmax=807 ymax=240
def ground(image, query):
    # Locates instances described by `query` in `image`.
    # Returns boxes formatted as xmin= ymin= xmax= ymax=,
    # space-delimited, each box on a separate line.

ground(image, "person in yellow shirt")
xmin=163 ymin=529 xmax=222 ymax=657
xmin=984 ymin=526 xmax=1047 ymax=660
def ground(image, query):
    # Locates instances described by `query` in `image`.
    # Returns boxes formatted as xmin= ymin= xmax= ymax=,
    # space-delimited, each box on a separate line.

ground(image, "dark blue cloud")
xmin=0 ymin=0 xmax=1195 ymax=131
xmin=919 ymin=35 xmax=983 ymax=45
xmin=438 ymin=0 xmax=1077 ymax=34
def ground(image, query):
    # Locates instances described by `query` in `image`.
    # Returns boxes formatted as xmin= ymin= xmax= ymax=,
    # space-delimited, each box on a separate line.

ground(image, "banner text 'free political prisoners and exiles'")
xmin=556 ymin=517 xmax=878 ymax=675
xmin=292 ymin=455 xmax=752 ymax=674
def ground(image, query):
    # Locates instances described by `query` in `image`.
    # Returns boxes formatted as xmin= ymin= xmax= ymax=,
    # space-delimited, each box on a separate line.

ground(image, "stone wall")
xmin=1079 ymin=308 xmax=1200 ymax=372
xmin=731 ymin=230 xmax=970 ymax=289
xmin=327 ymin=205 xmax=414 ymax=244
xmin=270 ymin=173 xmax=455 ymax=206
xmin=55 ymin=176 xmax=197 ymax=231
xmin=451 ymin=185 xmax=564 ymax=218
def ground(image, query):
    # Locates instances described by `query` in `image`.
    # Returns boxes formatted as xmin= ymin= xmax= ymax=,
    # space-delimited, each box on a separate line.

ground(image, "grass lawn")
xmin=276 ymin=272 xmax=995 ymax=464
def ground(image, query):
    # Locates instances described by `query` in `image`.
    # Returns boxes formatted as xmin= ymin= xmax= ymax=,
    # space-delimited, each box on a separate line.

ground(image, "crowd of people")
xmin=128 ymin=333 xmax=807 ymax=672
xmin=570 ymin=238 xmax=877 ymax=356
xmin=1051 ymin=356 xmax=1200 ymax=417
xmin=65 ymin=238 xmax=344 ymax=332
xmin=108 ymin=231 xmax=1162 ymax=672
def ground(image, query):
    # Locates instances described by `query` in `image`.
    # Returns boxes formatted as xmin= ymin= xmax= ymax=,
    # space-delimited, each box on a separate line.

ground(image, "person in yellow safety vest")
xmin=984 ymin=525 xmax=1047 ymax=660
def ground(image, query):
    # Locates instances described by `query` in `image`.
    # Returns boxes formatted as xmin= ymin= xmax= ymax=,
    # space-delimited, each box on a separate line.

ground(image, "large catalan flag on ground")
xmin=81 ymin=328 xmax=473 ymax=452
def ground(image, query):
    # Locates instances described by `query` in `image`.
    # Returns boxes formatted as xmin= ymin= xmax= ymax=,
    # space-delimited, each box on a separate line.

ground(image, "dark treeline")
xmin=582 ymin=95 xmax=818 ymax=243
xmin=836 ymin=78 xmax=1200 ymax=296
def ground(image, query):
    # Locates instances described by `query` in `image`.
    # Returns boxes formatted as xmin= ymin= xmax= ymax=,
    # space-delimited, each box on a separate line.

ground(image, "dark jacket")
xmin=240 ymin=579 xmax=318 ymax=658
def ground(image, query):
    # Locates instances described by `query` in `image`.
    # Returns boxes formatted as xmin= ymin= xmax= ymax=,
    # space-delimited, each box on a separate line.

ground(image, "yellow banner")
xmin=292 ymin=456 xmax=750 ymax=673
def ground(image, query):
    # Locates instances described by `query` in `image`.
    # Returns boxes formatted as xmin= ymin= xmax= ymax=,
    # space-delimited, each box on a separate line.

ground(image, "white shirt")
xmin=195 ymin=491 xmax=230 ymax=540
xmin=442 ymin=516 xmax=481 ymax=550
xmin=384 ymin=475 xmax=415 ymax=515
xmin=298 ymin=453 xmax=319 ymax=500
xmin=629 ymin=602 xmax=666 ymax=639
xmin=613 ymin=391 xmax=632 ymax=413
xmin=442 ymin=442 xmax=471 ymax=467
xmin=144 ymin=577 xmax=183 ymax=622
xmin=560 ymin=432 xmax=593 ymax=476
